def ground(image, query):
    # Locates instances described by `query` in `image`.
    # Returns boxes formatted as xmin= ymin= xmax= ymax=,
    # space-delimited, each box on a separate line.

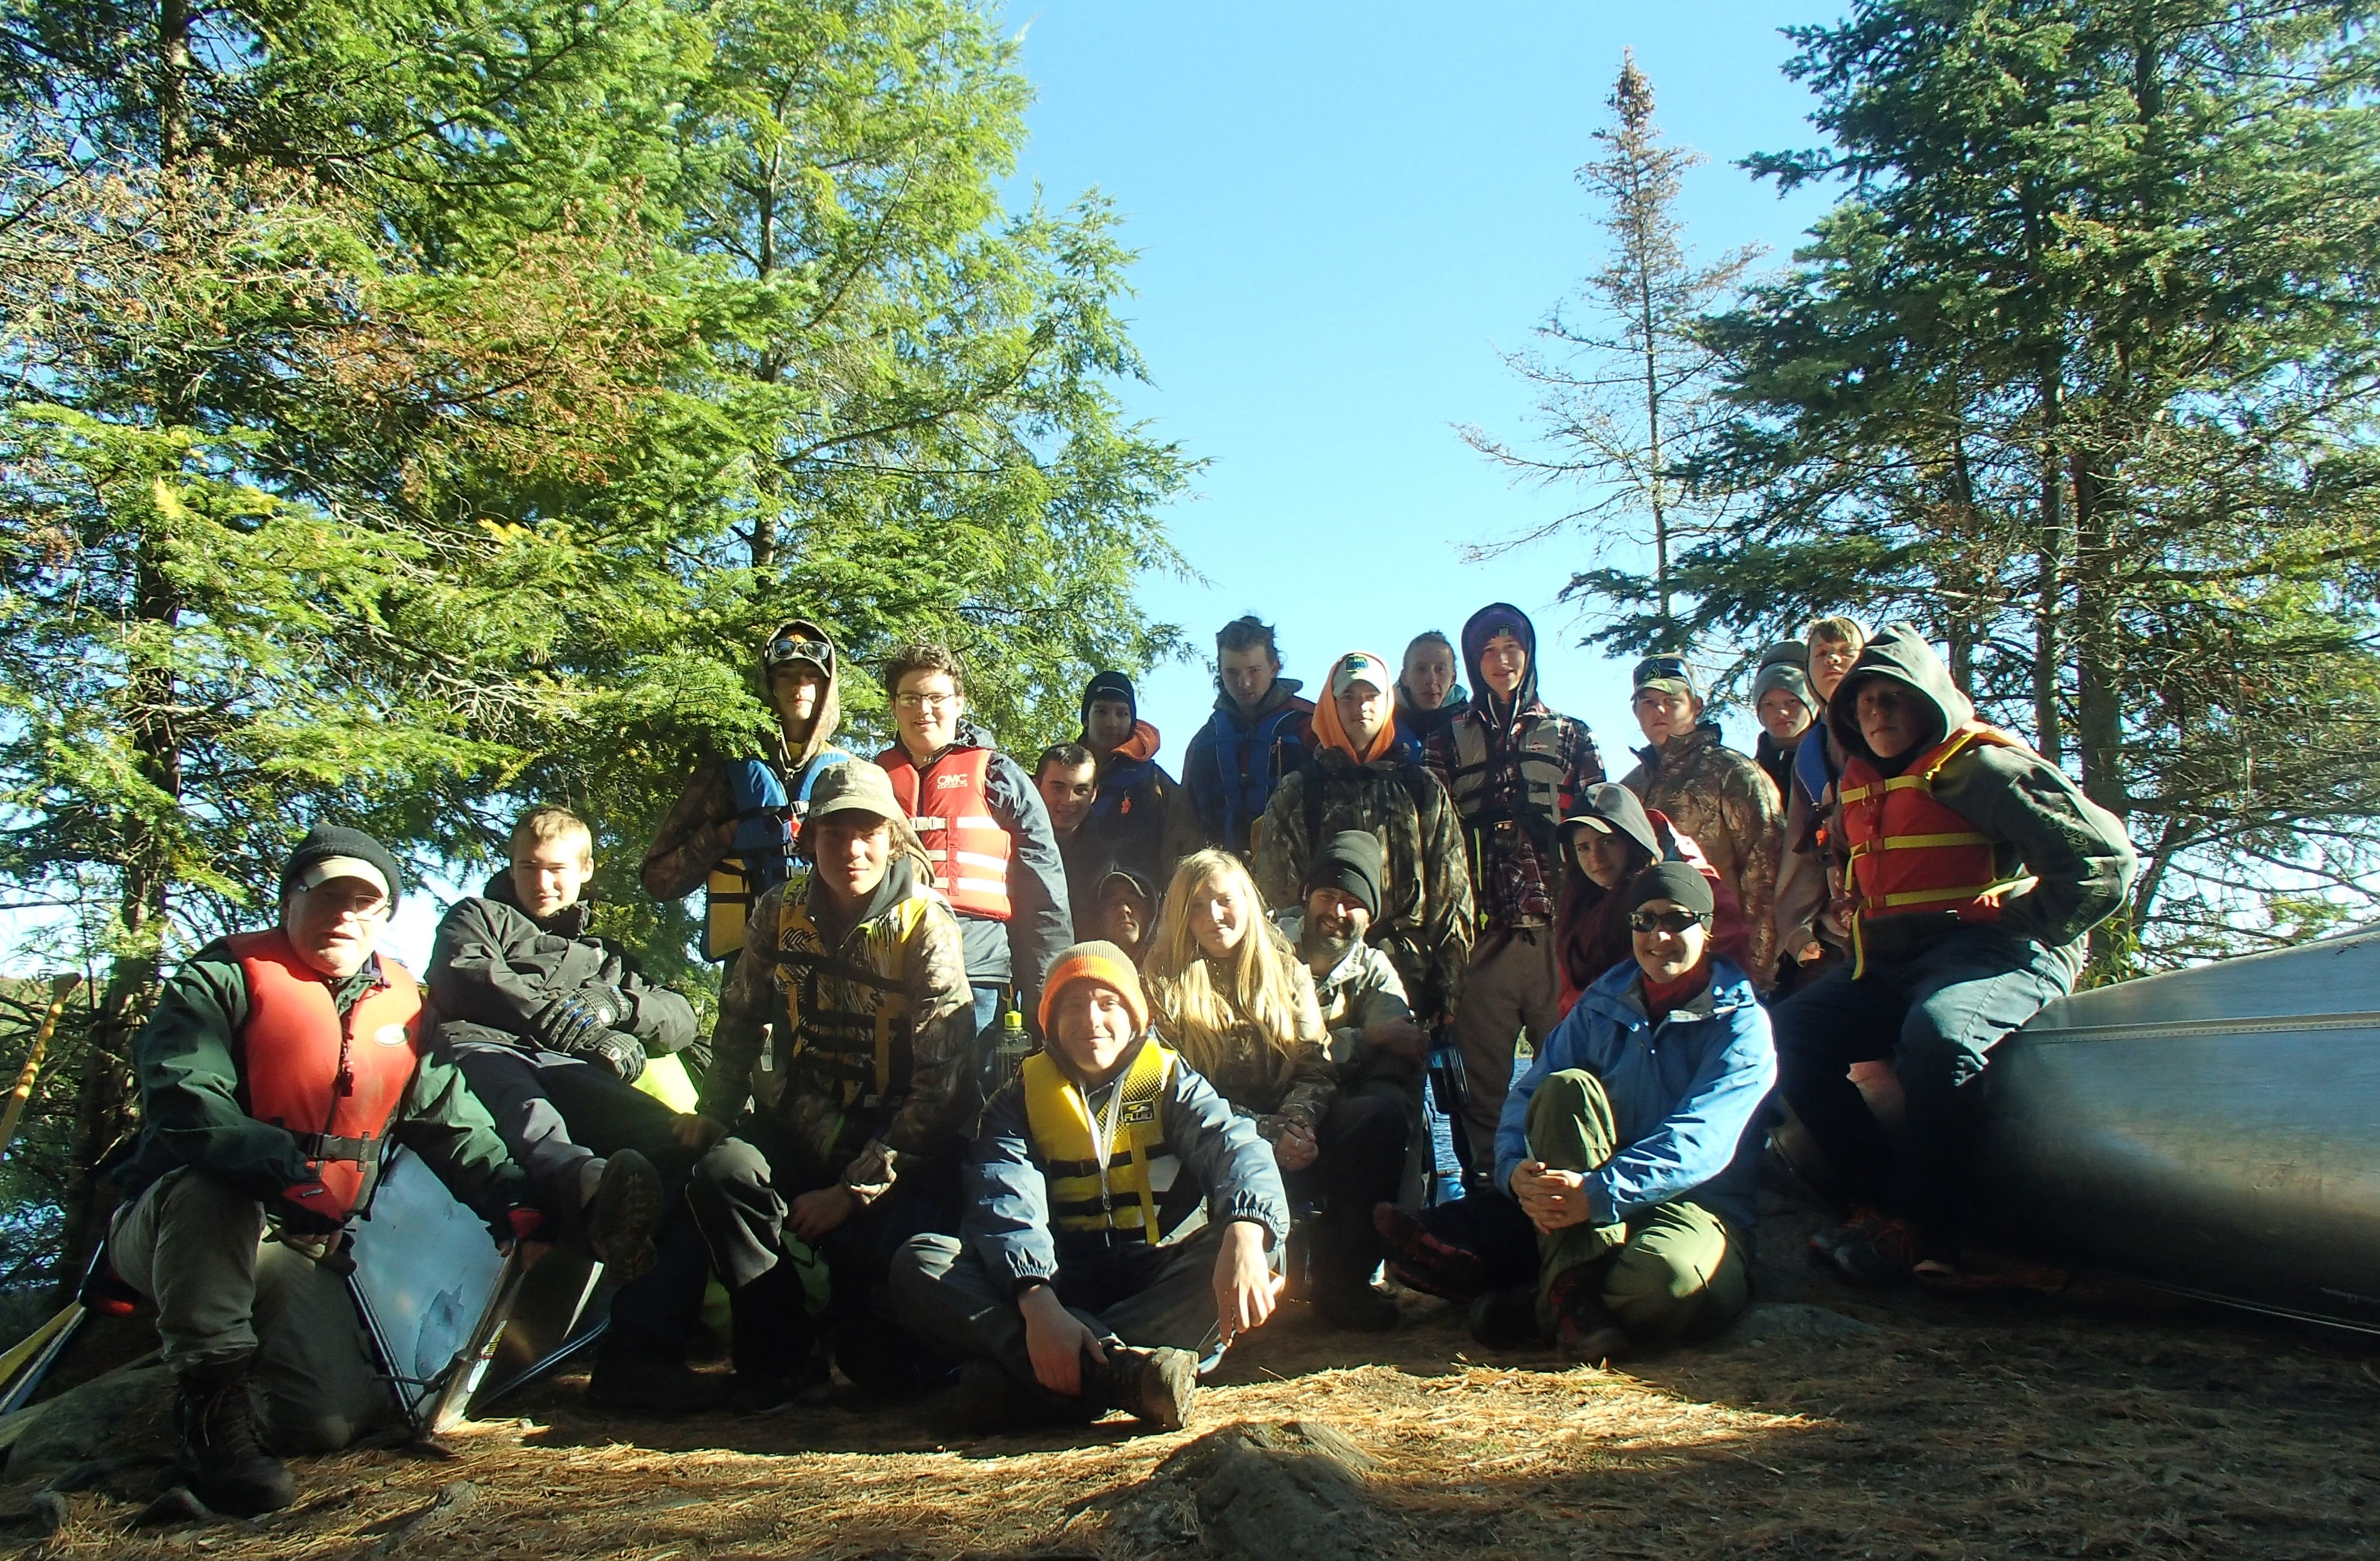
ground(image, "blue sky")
xmin=997 ymin=1 xmax=1843 ymax=776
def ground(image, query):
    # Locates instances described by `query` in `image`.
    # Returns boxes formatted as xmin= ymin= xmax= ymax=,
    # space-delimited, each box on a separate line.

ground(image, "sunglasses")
xmin=764 ymin=637 xmax=832 ymax=669
xmin=1628 ymin=908 xmax=1708 ymax=935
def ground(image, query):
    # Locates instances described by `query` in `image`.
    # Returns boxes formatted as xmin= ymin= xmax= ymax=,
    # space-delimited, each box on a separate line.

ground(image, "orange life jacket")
xmin=228 ymin=929 xmax=423 ymax=1220
xmin=877 ymin=745 xmax=1014 ymax=919
xmin=1837 ymin=723 xmax=2032 ymax=975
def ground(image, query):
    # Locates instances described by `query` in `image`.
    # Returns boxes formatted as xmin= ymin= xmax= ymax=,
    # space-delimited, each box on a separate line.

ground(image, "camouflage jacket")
xmin=1618 ymin=724 xmax=1785 ymax=981
xmin=700 ymin=862 xmax=976 ymax=1199
xmin=1250 ymin=747 xmax=1474 ymax=1023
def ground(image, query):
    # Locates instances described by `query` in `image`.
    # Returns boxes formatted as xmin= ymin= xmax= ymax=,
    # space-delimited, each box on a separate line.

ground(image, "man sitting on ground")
xmin=1779 ymin=625 xmax=2135 ymax=1284
xmin=890 ymin=942 xmax=1287 ymax=1433
xmin=675 ymin=763 xmax=981 ymax=1407
xmin=1377 ymin=864 xmax=1775 ymax=1361
xmin=1091 ymin=865 xmax=1158 ymax=964
xmin=110 ymin=827 xmax=551 ymax=1516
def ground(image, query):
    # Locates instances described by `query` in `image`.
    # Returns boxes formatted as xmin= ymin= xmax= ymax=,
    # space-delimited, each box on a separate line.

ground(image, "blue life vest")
xmin=1191 ymin=703 xmax=1308 ymax=855
xmin=1790 ymin=728 xmax=1835 ymax=811
xmin=704 ymin=750 xmax=852 ymax=961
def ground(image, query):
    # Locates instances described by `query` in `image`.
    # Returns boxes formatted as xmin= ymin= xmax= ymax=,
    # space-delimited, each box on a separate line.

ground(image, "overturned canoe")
xmin=1973 ymin=926 xmax=2380 ymax=1332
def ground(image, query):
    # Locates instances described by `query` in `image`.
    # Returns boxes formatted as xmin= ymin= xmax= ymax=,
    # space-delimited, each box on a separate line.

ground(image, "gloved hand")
xmin=533 ymin=983 xmax=630 ymax=1057
xmin=271 ymin=1189 xmax=347 ymax=1238
xmin=567 ymin=1027 xmax=647 ymax=1085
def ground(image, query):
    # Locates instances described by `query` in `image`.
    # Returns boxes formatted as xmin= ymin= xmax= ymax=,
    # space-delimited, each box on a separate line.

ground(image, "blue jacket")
xmin=962 ymin=1035 xmax=1290 ymax=1296
xmin=1493 ymin=955 xmax=1775 ymax=1231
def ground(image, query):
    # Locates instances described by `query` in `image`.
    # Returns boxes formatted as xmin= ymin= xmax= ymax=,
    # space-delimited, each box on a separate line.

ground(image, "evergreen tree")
xmin=1654 ymin=0 xmax=2380 ymax=966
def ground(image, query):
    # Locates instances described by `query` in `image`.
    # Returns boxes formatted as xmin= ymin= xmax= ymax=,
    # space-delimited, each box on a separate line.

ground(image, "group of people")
xmin=105 ymin=601 xmax=2137 ymax=1517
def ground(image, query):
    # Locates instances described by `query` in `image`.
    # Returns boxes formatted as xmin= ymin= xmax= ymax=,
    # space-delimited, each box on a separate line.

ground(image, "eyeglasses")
xmin=1628 ymin=908 xmax=1708 ymax=935
xmin=894 ymin=691 xmax=959 ymax=711
xmin=764 ymin=637 xmax=832 ymax=669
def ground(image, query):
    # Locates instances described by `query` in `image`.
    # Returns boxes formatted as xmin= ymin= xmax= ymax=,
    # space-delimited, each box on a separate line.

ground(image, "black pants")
xmin=443 ymin=1025 xmax=702 ymax=1351
xmin=684 ymin=1113 xmax=957 ymax=1386
xmin=1284 ymin=1094 xmax=1409 ymax=1293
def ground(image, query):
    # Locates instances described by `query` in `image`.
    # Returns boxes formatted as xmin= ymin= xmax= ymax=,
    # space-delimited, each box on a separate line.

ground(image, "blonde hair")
xmin=1143 ymin=850 xmax=1303 ymax=1089
xmin=1805 ymin=615 xmax=1867 ymax=653
xmin=510 ymin=804 xmax=592 ymax=864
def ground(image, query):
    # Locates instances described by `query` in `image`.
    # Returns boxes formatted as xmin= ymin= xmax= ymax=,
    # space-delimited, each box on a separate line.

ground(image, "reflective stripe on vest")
xmin=765 ymin=886 xmax=939 ymax=1117
xmin=877 ymin=746 xmax=1014 ymax=919
xmin=1021 ymin=1040 xmax=1179 ymax=1243
xmin=1838 ymin=723 xmax=2032 ymax=975
xmin=228 ymin=929 xmax=422 ymax=1221
xmin=704 ymin=753 xmax=852 ymax=961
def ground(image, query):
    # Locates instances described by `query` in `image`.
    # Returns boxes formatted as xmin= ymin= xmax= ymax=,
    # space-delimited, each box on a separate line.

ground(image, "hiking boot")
xmin=1373 ymin=1202 xmax=1484 ymax=1300
xmin=1084 ymin=1343 xmax=1198 ymax=1431
xmin=1546 ymin=1265 xmax=1629 ymax=1365
xmin=584 ymin=1150 xmax=662 ymax=1282
xmin=1315 ymin=1278 xmax=1401 ymax=1333
xmin=952 ymin=1358 xmax=1023 ymax=1433
xmin=1466 ymin=1285 xmax=1543 ymax=1349
xmin=175 ymin=1355 xmax=295 ymax=1517
xmin=586 ymin=1336 xmax=731 ymax=1414
xmin=728 ymin=1267 xmax=824 ymax=1415
xmin=1825 ymin=1219 xmax=1926 ymax=1286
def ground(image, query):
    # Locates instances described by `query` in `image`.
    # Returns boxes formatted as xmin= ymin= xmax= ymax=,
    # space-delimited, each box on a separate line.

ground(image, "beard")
xmin=1299 ymin=918 xmax=1359 ymax=964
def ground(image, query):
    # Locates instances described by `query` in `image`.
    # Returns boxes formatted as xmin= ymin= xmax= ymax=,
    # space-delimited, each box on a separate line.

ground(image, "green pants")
xmin=1525 ymin=1069 xmax=1750 ymax=1345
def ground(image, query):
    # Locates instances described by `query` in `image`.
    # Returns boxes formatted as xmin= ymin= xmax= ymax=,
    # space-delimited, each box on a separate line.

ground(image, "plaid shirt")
xmin=1425 ymin=700 xmax=1605 ymax=931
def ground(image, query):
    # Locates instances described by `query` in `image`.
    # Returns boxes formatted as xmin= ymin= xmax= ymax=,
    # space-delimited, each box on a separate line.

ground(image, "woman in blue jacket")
xmin=1378 ymin=862 xmax=1775 ymax=1360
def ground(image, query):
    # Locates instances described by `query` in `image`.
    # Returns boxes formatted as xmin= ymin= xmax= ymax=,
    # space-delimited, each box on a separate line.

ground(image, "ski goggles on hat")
xmin=1628 ymin=907 xmax=1709 ymax=935
xmin=764 ymin=636 xmax=833 ymax=670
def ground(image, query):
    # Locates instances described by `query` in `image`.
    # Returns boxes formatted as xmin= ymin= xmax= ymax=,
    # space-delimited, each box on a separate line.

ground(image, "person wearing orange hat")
xmin=1252 ymin=649 xmax=1474 ymax=1040
xmin=890 ymin=942 xmax=1289 ymax=1434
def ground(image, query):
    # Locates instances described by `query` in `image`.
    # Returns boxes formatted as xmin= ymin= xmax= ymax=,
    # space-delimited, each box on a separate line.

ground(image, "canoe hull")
xmin=1973 ymin=928 xmax=2380 ymax=1330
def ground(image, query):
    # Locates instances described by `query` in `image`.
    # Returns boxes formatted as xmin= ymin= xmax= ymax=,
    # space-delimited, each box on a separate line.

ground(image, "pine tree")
xmin=1676 ymin=0 xmax=2380 ymax=966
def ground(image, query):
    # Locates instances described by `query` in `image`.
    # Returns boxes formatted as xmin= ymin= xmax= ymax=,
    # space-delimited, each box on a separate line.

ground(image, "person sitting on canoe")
xmin=1775 ymin=625 xmax=2136 ymax=1284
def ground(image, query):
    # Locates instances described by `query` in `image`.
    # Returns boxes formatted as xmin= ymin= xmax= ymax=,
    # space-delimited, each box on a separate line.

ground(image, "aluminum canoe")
xmin=1972 ymin=925 xmax=2380 ymax=1331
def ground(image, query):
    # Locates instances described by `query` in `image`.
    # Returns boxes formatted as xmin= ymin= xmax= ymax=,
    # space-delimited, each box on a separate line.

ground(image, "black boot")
xmin=175 ymin=1355 xmax=295 ymax=1517
xmin=586 ymin=1333 xmax=731 ymax=1414
xmin=728 ymin=1265 xmax=827 ymax=1416
xmin=1081 ymin=1342 xmax=1198 ymax=1431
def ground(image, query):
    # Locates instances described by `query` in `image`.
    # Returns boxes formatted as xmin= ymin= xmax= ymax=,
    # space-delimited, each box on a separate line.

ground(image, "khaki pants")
xmin=109 ymin=1168 xmax=398 ymax=1452
xmin=1526 ymin=1070 xmax=1748 ymax=1343
xmin=1453 ymin=928 xmax=1562 ymax=1171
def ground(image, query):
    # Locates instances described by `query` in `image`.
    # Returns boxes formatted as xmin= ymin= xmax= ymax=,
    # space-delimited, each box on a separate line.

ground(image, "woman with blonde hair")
xmin=1144 ymin=850 xmax=1405 ymax=1330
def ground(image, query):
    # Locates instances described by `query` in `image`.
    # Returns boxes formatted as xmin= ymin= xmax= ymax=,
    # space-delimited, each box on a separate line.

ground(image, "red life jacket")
xmin=1837 ymin=723 xmax=2030 ymax=974
xmin=876 ymin=744 xmax=1014 ymax=919
xmin=227 ymin=929 xmax=423 ymax=1220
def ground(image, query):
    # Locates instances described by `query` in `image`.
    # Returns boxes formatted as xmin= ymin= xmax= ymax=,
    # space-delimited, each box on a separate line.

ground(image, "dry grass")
xmin=11 ymin=1208 xmax=2380 ymax=1559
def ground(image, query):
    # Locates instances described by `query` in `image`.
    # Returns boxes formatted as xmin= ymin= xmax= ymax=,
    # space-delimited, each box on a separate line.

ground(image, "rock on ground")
xmin=1091 ymin=1419 xmax=1407 ymax=1559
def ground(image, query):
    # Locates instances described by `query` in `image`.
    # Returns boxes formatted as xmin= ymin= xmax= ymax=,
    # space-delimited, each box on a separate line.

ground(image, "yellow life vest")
xmin=1021 ymin=1039 xmax=1180 ymax=1243
xmin=767 ymin=882 xmax=941 ymax=1114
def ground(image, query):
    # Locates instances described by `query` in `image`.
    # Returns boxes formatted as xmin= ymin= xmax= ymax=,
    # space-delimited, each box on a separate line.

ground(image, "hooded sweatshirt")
xmin=1422 ymin=604 xmax=1606 ymax=933
xmin=1168 ymin=674 xmax=1317 ymax=862
xmin=641 ymin=617 xmax=853 ymax=904
xmin=1829 ymin=624 xmax=2136 ymax=969
xmin=1253 ymin=652 xmax=1477 ymax=1022
xmin=1618 ymin=720 xmax=1784 ymax=981
xmin=1395 ymin=675 xmax=1471 ymax=747
xmin=1077 ymin=670 xmax=1179 ymax=889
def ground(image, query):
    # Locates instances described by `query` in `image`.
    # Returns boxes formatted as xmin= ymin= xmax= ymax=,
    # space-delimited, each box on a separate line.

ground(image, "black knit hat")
xmin=1305 ymin=830 xmax=1384 ymax=921
xmin=1628 ymin=860 xmax=1714 ymax=919
xmin=1080 ymin=669 xmax=1137 ymax=727
xmin=280 ymin=824 xmax=404 ymax=907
